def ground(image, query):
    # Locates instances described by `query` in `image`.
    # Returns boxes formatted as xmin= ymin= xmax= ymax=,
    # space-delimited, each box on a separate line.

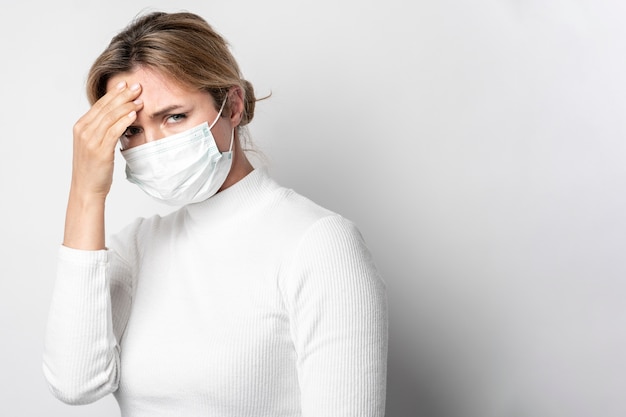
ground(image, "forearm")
xmin=43 ymin=247 xmax=120 ymax=404
xmin=63 ymin=187 xmax=106 ymax=250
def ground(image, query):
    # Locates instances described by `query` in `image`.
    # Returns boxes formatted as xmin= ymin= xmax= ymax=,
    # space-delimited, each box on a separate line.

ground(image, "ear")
xmin=228 ymin=86 xmax=245 ymax=127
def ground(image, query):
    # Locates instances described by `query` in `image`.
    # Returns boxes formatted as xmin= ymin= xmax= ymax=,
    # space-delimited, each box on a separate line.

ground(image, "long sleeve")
xmin=280 ymin=215 xmax=388 ymax=417
xmin=43 ymin=245 xmax=133 ymax=404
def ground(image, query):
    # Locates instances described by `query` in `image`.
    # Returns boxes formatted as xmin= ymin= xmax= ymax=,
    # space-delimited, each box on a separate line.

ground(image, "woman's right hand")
xmin=63 ymin=81 xmax=143 ymax=250
xmin=70 ymin=81 xmax=143 ymax=199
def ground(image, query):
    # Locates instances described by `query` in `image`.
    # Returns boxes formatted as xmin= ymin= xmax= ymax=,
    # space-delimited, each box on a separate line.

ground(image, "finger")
xmin=78 ymin=81 xmax=127 ymax=126
xmin=93 ymin=83 xmax=142 ymax=125
xmin=81 ymin=82 xmax=142 ymax=126
xmin=91 ymin=98 xmax=144 ymax=149
xmin=93 ymin=83 xmax=143 ymax=139
xmin=74 ymin=97 xmax=142 ymax=155
xmin=103 ymin=107 xmax=141 ymax=149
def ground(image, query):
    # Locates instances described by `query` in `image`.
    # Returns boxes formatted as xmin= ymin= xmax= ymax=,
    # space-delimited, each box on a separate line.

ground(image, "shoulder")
xmin=287 ymin=212 xmax=373 ymax=272
xmin=257 ymin=174 xmax=370 ymax=257
xmin=276 ymin=199 xmax=386 ymax=322
xmin=272 ymin=188 xmax=382 ymax=284
xmin=258 ymin=183 xmax=361 ymax=250
xmin=270 ymin=188 xmax=336 ymax=227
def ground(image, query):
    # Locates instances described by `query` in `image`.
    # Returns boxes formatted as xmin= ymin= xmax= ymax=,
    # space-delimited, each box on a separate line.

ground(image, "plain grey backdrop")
xmin=1 ymin=0 xmax=625 ymax=416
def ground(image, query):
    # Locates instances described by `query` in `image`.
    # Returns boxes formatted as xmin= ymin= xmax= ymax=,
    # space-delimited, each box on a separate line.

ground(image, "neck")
xmin=218 ymin=131 xmax=254 ymax=193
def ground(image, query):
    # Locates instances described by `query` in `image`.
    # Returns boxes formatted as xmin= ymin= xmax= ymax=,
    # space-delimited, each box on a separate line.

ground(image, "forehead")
xmin=106 ymin=66 xmax=194 ymax=97
xmin=106 ymin=66 xmax=214 ymax=110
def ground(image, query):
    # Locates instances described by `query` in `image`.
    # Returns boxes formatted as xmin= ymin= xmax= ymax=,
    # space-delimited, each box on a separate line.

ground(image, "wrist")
xmin=63 ymin=188 xmax=107 ymax=250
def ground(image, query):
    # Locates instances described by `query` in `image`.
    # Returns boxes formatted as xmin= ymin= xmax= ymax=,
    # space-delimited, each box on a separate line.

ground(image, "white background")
xmin=1 ymin=1 xmax=625 ymax=416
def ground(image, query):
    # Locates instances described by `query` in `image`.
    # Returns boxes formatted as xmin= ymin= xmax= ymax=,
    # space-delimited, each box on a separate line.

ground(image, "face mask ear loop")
xmin=228 ymin=128 xmax=235 ymax=153
xmin=209 ymin=95 xmax=229 ymax=129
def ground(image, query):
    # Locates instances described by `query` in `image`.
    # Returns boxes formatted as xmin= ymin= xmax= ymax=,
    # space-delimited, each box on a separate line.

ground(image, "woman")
xmin=43 ymin=11 xmax=387 ymax=417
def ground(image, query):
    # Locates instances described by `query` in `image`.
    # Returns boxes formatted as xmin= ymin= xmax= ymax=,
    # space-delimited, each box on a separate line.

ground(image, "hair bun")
xmin=240 ymin=79 xmax=256 ymax=126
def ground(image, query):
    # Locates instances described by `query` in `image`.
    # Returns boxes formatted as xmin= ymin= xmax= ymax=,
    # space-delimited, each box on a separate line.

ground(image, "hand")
xmin=62 ymin=81 xmax=143 ymax=250
xmin=70 ymin=81 xmax=143 ymax=200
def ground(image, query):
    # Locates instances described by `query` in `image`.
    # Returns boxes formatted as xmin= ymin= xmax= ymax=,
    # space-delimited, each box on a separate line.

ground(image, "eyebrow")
xmin=149 ymin=104 xmax=187 ymax=119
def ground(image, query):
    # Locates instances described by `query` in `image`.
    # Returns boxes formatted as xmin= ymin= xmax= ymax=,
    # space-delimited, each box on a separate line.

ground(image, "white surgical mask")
xmin=120 ymin=99 xmax=234 ymax=206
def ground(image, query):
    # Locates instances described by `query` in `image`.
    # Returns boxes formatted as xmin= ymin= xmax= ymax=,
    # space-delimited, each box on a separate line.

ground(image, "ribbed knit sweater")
xmin=43 ymin=168 xmax=388 ymax=417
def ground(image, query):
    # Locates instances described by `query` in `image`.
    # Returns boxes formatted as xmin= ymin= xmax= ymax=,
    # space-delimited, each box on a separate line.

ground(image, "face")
xmin=106 ymin=66 xmax=231 ymax=150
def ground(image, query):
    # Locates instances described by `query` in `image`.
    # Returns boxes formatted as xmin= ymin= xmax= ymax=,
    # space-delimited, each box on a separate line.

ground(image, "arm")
xmin=43 ymin=82 xmax=143 ymax=404
xmin=42 ymin=247 xmax=133 ymax=404
xmin=281 ymin=215 xmax=388 ymax=417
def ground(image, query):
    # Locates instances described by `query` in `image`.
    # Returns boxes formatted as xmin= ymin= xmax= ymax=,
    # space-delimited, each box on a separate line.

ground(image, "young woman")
xmin=43 ymin=11 xmax=387 ymax=417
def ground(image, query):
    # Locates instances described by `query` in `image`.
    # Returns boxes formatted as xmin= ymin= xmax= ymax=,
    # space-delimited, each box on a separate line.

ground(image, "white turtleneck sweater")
xmin=43 ymin=168 xmax=387 ymax=417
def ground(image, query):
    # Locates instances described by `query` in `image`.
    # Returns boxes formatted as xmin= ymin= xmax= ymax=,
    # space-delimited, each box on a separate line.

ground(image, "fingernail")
xmin=116 ymin=81 xmax=126 ymax=90
xmin=130 ymin=83 xmax=140 ymax=91
xmin=134 ymin=99 xmax=143 ymax=105
xmin=128 ymin=110 xmax=136 ymax=118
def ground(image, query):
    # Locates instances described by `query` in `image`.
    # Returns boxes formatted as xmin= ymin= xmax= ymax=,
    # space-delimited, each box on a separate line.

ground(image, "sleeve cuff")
xmin=59 ymin=244 xmax=109 ymax=264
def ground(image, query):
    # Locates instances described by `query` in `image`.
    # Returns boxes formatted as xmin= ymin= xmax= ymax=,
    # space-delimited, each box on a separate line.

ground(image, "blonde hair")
xmin=86 ymin=11 xmax=256 ymax=127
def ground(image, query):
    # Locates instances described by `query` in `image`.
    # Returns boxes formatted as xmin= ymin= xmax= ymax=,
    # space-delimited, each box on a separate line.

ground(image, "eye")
xmin=167 ymin=113 xmax=187 ymax=123
xmin=122 ymin=126 xmax=142 ymax=138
